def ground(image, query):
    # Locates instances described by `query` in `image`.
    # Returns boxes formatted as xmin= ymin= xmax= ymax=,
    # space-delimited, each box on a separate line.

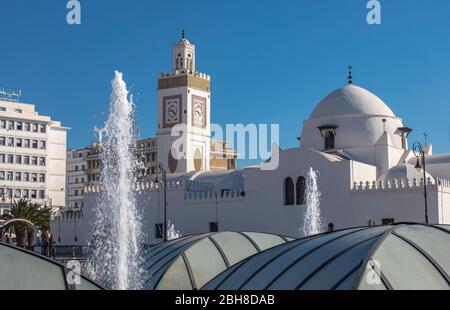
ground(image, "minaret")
xmin=156 ymin=31 xmax=211 ymax=174
xmin=172 ymin=30 xmax=196 ymax=73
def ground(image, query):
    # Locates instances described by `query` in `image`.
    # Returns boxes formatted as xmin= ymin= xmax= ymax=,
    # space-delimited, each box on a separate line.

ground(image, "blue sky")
xmin=1 ymin=0 xmax=450 ymax=166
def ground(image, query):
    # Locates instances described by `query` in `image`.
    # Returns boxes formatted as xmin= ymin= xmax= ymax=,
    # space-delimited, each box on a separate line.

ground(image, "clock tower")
xmin=156 ymin=31 xmax=211 ymax=174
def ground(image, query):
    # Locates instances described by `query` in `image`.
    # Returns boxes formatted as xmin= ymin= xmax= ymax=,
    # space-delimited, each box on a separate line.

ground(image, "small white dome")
xmin=310 ymin=85 xmax=395 ymax=119
xmin=177 ymin=38 xmax=191 ymax=46
xmin=378 ymin=164 xmax=434 ymax=183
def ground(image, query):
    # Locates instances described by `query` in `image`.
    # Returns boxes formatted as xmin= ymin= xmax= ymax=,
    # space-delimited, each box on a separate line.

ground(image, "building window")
xmin=0 ymin=137 xmax=4 ymax=146
xmin=32 ymin=123 xmax=38 ymax=132
xmin=40 ymin=124 xmax=46 ymax=133
xmin=15 ymin=172 xmax=21 ymax=181
xmin=7 ymin=137 xmax=14 ymax=146
xmin=31 ymin=156 xmax=38 ymax=165
xmin=23 ymin=172 xmax=29 ymax=182
xmin=8 ymin=121 xmax=14 ymax=130
xmin=15 ymin=155 xmax=22 ymax=164
xmin=7 ymin=172 xmax=13 ymax=181
xmin=7 ymin=154 xmax=14 ymax=163
xmin=155 ymin=223 xmax=164 ymax=239
xmin=296 ymin=176 xmax=306 ymax=205
xmin=24 ymin=156 xmax=30 ymax=165
xmin=39 ymin=140 xmax=46 ymax=149
xmin=39 ymin=174 xmax=45 ymax=182
xmin=284 ymin=177 xmax=295 ymax=206
xmin=209 ymin=222 xmax=219 ymax=232
xmin=39 ymin=157 xmax=46 ymax=166
xmin=23 ymin=189 xmax=29 ymax=198
xmin=324 ymin=131 xmax=335 ymax=150
xmin=24 ymin=123 xmax=30 ymax=131
xmin=0 ymin=171 xmax=4 ymax=180
xmin=32 ymin=140 xmax=38 ymax=149
xmin=15 ymin=109 xmax=22 ymax=114
xmin=0 ymin=154 xmax=4 ymax=163
xmin=31 ymin=173 xmax=37 ymax=182
xmin=16 ymin=138 xmax=22 ymax=147
xmin=31 ymin=190 xmax=37 ymax=199
xmin=14 ymin=189 xmax=21 ymax=198
xmin=0 ymin=120 xmax=5 ymax=128
xmin=382 ymin=218 xmax=395 ymax=225
xmin=39 ymin=190 xmax=45 ymax=199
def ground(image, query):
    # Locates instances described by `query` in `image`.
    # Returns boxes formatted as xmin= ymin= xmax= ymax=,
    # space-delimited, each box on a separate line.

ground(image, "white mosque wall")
xmin=51 ymin=145 xmax=450 ymax=246
xmin=51 ymin=178 xmax=450 ymax=246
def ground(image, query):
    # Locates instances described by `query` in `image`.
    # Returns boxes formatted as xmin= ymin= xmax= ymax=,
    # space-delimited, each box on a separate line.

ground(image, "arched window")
xmin=284 ymin=177 xmax=295 ymax=206
xmin=296 ymin=176 xmax=306 ymax=205
xmin=324 ymin=131 xmax=335 ymax=150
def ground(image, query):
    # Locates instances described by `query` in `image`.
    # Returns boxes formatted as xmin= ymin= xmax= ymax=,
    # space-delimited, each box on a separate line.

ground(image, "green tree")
xmin=0 ymin=199 xmax=53 ymax=247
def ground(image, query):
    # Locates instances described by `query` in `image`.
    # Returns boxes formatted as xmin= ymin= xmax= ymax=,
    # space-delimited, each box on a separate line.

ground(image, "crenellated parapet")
xmin=56 ymin=211 xmax=84 ymax=221
xmin=85 ymin=180 xmax=186 ymax=193
xmin=351 ymin=177 xmax=450 ymax=193
xmin=184 ymin=189 xmax=245 ymax=202
xmin=159 ymin=71 xmax=211 ymax=81
xmin=84 ymin=179 xmax=217 ymax=194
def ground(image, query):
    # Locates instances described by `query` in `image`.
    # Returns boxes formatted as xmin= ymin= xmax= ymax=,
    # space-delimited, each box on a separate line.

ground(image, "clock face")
xmin=165 ymin=99 xmax=180 ymax=125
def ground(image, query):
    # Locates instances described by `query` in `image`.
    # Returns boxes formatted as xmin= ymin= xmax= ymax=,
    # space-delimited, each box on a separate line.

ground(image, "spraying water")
xmin=302 ymin=167 xmax=322 ymax=236
xmin=167 ymin=221 xmax=182 ymax=241
xmin=88 ymin=71 xmax=143 ymax=290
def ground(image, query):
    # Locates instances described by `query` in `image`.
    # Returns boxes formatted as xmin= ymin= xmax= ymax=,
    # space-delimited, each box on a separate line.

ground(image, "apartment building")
xmin=0 ymin=98 xmax=68 ymax=214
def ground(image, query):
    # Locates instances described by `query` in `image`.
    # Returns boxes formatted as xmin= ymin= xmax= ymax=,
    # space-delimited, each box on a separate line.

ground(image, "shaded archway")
xmin=284 ymin=177 xmax=295 ymax=206
xmin=0 ymin=218 xmax=37 ymax=248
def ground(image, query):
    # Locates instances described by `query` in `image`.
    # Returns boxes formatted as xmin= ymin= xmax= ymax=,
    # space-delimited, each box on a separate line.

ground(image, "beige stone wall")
xmin=158 ymin=75 xmax=210 ymax=93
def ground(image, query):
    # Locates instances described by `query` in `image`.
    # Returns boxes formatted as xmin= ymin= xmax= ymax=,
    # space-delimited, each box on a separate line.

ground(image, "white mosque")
xmin=53 ymin=34 xmax=450 ymax=246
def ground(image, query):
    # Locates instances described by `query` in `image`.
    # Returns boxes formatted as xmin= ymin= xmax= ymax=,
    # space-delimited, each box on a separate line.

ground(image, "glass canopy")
xmin=0 ymin=242 xmax=103 ymax=290
xmin=142 ymin=232 xmax=293 ymax=290
xmin=201 ymin=224 xmax=450 ymax=290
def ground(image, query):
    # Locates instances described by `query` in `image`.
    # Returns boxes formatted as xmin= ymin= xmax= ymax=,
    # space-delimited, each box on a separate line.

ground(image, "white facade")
xmin=0 ymin=99 xmax=68 ymax=214
xmin=52 ymin=36 xmax=450 ymax=246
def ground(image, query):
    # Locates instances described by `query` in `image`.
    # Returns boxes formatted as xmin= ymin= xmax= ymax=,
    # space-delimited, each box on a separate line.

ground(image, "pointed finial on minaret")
xmin=347 ymin=65 xmax=353 ymax=85
xmin=182 ymin=29 xmax=185 ymax=39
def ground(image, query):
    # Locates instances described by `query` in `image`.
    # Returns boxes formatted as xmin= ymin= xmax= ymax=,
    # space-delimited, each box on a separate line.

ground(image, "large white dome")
xmin=300 ymin=84 xmax=405 ymax=161
xmin=310 ymin=85 xmax=395 ymax=119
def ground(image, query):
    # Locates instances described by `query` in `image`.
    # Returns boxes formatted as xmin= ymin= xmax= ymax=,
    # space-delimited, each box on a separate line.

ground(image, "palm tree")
xmin=0 ymin=199 xmax=53 ymax=247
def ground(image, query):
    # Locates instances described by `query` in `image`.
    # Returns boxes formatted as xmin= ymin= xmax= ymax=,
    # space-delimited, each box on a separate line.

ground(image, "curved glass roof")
xmin=201 ymin=224 xmax=450 ymax=290
xmin=0 ymin=243 xmax=103 ymax=290
xmin=142 ymin=232 xmax=293 ymax=290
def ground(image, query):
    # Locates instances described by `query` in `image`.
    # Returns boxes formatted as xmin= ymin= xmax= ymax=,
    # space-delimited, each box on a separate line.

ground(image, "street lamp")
xmin=412 ymin=141 xmax=429 ymax=224
xmin=141 ymin=162 xmax=168 ymax=242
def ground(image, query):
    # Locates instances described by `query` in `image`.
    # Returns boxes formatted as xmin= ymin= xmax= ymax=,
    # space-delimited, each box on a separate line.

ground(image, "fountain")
xmin=302 ymin=167 xmax=323 ymax=236
xmin=87 ymin=71 xmax=143 ymax=290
